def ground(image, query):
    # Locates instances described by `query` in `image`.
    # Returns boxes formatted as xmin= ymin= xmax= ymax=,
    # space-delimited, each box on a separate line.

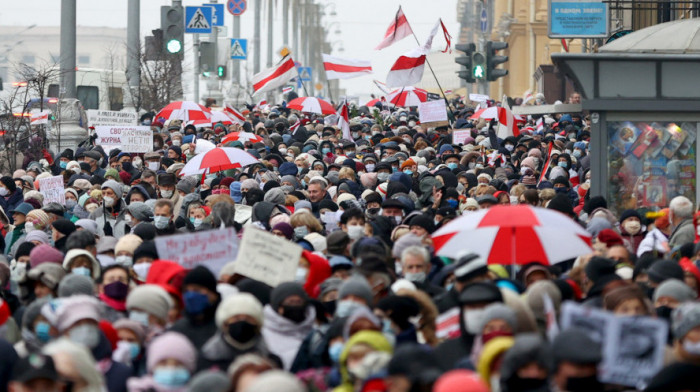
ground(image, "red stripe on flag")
xmin=538 ymin=142 xmax=553 ymax=184
xmin=253 ymin=58 xmax=296 ymax=92
xmin=390 ymin=55 xmax=426 ymax=71
xmin=323 ymin=63 xmax=372 ymax=73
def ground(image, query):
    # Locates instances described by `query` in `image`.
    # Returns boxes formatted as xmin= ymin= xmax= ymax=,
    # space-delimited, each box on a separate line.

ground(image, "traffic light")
xmin=217 ymin=65 xmax=226 ymax=79
xmin=199 ymin=42 xmax=215 ymax=76
xmin=471 ymin=51 xmax=486 ymax=80
xmin=486 ymin=41 xmax=509 ymax=81
xmin=455 ymin=43 xmax=476 ymax=83
xmin=161 ymin=5 xmax=184 ymax=54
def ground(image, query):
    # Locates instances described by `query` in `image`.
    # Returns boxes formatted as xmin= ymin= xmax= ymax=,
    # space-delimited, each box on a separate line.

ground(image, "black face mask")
xmin=505 ymin=376 xmax=548 ymax=392
xmin=227 ymin=321 xmax=257 ymax=344
xmin=656 ymin=305 xmax=673 ymax=321
xmin=367 ymin=208 xmax=380 ymax=216
xmin=282 ymin=304 xmax=307 ymax=323
xmin=322 ymin=300 xmax=336 ymax=316
xmin=564 ymin=375 xmax=602 ymax=392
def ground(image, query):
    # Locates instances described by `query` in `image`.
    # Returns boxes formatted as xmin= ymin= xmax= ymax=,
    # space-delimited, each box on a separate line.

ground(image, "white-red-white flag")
xmin=373 ymin=79 xmax=390 ymax=95
xmin=496 ymin=97 xmax=520 ymax=138
xmin=375 ymin=6 xmax=414 ymax=50
xmin=282 ymin=86 xmax=294 ymax=94
xmin=224 ymin=105 xmax=246 ymax=124
xmin=538 ymin=142 xmax=553 ymax=184
xmin=536 ymin=117 xmax=545 ymax=133
xmin=337 ymin=100 xmax=352 ymax=142
xmin=322 ymin=54 xmax=373 ymax=80
xmin=30 ymin=111 xmax=49 ymax=125
xmin=440 ymin=19 xmax=452 ymax=53
xmin=385 ymin=48 xmax=426 ymax=88
xmin=252 ymin=55 xmax=296 ymax=94
xmin=289 ymin=119 xmax=301 ymax=135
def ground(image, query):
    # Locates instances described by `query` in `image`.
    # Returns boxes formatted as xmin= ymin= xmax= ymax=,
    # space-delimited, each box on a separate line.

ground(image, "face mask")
xmin=104 ymin=281 xmax=129 ymax=301
xmin=323 ymin=300 xmax=336 ymax=315
xmin=405 ymin=271 xmax=426 ymax=283
xmin=279 ymin=148 xmax=287 ymax=155
xmin=377 ymin=172 xmax=390 ymax=182
xmin=72 ymin=167 xmax=81 ymax=174
xmin=153 ymin=367 xmax=190 ymax=387
xmin=447 ymin=199 xmax=459 ymax=209
xmin=25 ymin=222 xmax=35 ymax=232
xmin=115 ymin=255 xmax=133 ymax=267
xmin=129 ymin=310 xmax=150 ymax=327
xmin=295 ymin=267 xmax=309 ymax=283
xmin=294 ymin=226 xmax=309 ymax=240
xmin=124 ymin=214 xmax=133 ymax=226
xmin=103 ymin=196 xmax=115 ymax=207
xmin=336 ymin=300 xmax=364 ymax=318
xmin=347 ymin=225 xmax=364 ymax=241
xmin=183 ymin=291 xmax=210 ymax=315
xmin=35 ymin=321 xmax=51 ymax=343
xmin=403 ymin=169 xmax=413 ymax=176
xmin=328 ymin=342 xmax=344 ymax=363
xmin=190 ymin=217 xmax=203 ymax=228
xmin=683 ymin=339 xmax=700 ymax=355
xmin=228 ymin=320 xmax=257 ymax=344
xmin=160 ymin=189 xmax=173 ymax=198
xmin=394 ymin=216 xmax=402 ymax=225
xmin=147 ymin=161 xmax=160 ymax=171
xmin=322 ymin=148 xmax=331 ymax=154
xmin=564 ymin=375 xmax=603 ymax=392
xmin=282 ymin=304 xmax=307 ymax=323
xmin=153 ymin=216 xmax=170 ymax=229
xmin=0 ymin=188 xmax=8 ymax=196
xmin=367 ymin=207 xmax=380 ymax=216
xmin=468 ymin=162 xmax=476 ymax=169
xmin=505 ymin=144 xmax=514 ymax=152
xmin=133 ymin=263 xmax=151 ymax=280
xmin=392 ymin=167 xmax=399 ymax=173
xmin=127 ymin=341 xmax=140 ymax=359
xmin=463 ymin=308 xmax=485 ymax=335
xmin=558 ymin=161 xmax=568 ymax=168
xmin=573 ymin=150 xmax=582 ymax=158
xmin=447 ymin=162 xmax=458 ymax=170
xmin=65 ymin=199 xmax=77 ymax=210
xmin=72 ymin=267 xmax=91 ymax=278
xmin=69 ymin=324 xmax=100 ymax=348
xmin=365 ymin=163 xmax=375 ymax=172
xmin=59 ymin=161 xmax=68 ymax=169
xmin=172 ymin=140 xmax=181 ymax=146
xmin=655 ymin=305 xmax=673 ymax=321
xmin=623 ymin=220 xmax=641 ymax=235
xmin=555 ymin=187 xmax=568 ymax=194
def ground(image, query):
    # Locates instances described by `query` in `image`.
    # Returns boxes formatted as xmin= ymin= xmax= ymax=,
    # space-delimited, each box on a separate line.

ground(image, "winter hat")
xmin=653 ymin=279 xmax=696 ymax=303
xmin=326 ymin=230 xmax=350 ymax=256
xmin=55 ymin=295 xmax=101 ymax=333
xmin=62 ymin=249 xmax=101 ymax=279
xmin=376 ymin=295 xmax=420 ymax=330
xmin=242 ymin=370 xmax=305 ymax=392
xmin=25 ymin=230 xmax=50 ymax=245
xmin=74 ymin=219 xmax=98 ymax=235
xmin=215 ymin=293 xmax=264 ymax=329
xmin=58 ymin=274 xmax=95 ymax=297
xmin=21 ymin=297 xmax=49 ymax=330
xmin=407 ymin=214 xmax=435 ymax=234
xmin=586 ymin=217 xmax=613 ymax=238
xmin=596 ymin=229 xmax=623 ymax=248
xmin=146 ymin=332 xmax=197 ymax=373
xmin=479 ymin=303 xmax=518 ymax=332
xmin=133 ymin=241 xmax=158 ymax=262
xmin=338 ymin=275 xmax=373 ymax=305
xmin=278 ymin=162 xmax=298 ymax=177
xmin=112 ymin=319 xmax=146 ymax=344
xmin=546 ymin=193 xmax=574 ymax=217
xmin=126 ymin=202 xmax=153 ymax=223
xmin=648 ymin=260 xmax=684 ymax=284
xmin=294 ymin=200 xmax=312 ymax=212
xmin=176 ymin=176 xmax=198 ymax=194
xmin=115 ymin=234 xmax=143 ymax=256
xmin=672 ymin=302 xmax=700 ymax=339
xmin=126 ymin=284 xmax=174 ymax=321
xmin=320 ymin=277 xmax=343 ymax=299
xmin=183 ymin=266 xmax=218 ymax=294
xmin=101 ymin=180 xmax=123 ymax=199
xmin=584 ymin=257 xmax=617 ymax=283
xmin=460 ymin=282 xmax=504 ymax=305
xmin=263 ymin=188 xmax=286 ymax=205
xmin=552 ymin=327 xmax=602 ymax=364
xmin=271 ymin=222 xmax=294 ymax=240
xmin=189 ymin=371 xmax=231 ymax=392
xmin=270 ymin=282 xmax=308 ymax=310
xmin=454 ymin=253 xmax=489 ymax=282
xmin=51 ymin=219 xmax=76 ymax=237
xmin=304 ymin=232 xmax=327 ymax=253
xmin=619 ymin=209 xmax=641 ymax=224
xmin=27 ymin=263 xmax=66 ymax=291
xmin=26 ymin=209 xmax=50 ymax=231
xmin=29 ymin=244 xmax=65 ymax=268
xmin=105 ymin=168 xmax=119 ymax=180
xmin=391 ymin=232 xmax=424 ymax=259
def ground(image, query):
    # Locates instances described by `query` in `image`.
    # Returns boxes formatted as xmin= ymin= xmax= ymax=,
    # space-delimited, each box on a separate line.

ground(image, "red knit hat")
xmin=0 ymin=298 xmax=9 ymax=326
xmin=597 ymin=229 xmax=623 ymax=248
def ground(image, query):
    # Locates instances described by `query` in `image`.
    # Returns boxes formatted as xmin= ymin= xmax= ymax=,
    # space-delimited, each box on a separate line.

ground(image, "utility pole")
xmin=267 ymin=0 xmax=273 ymax=67
xmin=254 ymin=0 xmax=261 ymax=74
xmin=232 ymin=12 xmax=241 ymax=85
xmin=292 ymin=0 xmax=299 ymax=57
xmin=283 ymin=0 xmax=289 ymax=46
xmin=57 ymin=0 xmax=85 ymax=152
xmin=194 ymin=34 xmax=200 ymax=103
xmin=125 ymin=0 xmax=140 ymax=111
xmin=207 ymin=0 xmax=223 ymax=104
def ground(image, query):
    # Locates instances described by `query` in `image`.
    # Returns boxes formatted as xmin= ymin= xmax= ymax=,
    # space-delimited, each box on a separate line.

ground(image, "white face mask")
xmin=24 ymin=222 xmax=35 ymax=232
xmin=0 ymin=187 xmax=7 ymax=196
xmin=147 ymin=161 xmax=160 ymax=171
xmin=295 ymin=267 xmax=308 ymax=283
xmin=172 ymin=140 xmax=181 ymax=146
xmin=160 ymin=189 xmax=173 ymax=199
xmin=115 ymin=255 xmax=133 ymax=267
xmin=683 ymin=339 xmax=700 ymax=355
xmin=347 ymin=225 xmax=364 ymax=241
xmin=153 ymin=216 xmax=170 ymax=229
xmin=103 ymin=196 xmax=115 ymax=207
xmin=623 ymin=220 xmax=641 ymax=235
xmin=124 ymin=214 xmax=133 ymax=226
xmin=365 ymin=163 xmax=376 ymax=172
xmin=463 ymin=308 xmax=485 ymax=335
xmin=133 ymin=263 xmax=151 ymax=280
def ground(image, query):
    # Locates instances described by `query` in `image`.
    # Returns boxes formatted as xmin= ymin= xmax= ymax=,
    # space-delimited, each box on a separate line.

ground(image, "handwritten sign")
xmin=419 ymin=100 xmax=448 ymax=127
xmin=452 ymin=129 xmax=472 ymax=145
xmin=38 ymin=175 xmax=65 ymax=206
xmin=234 ymin=227 xmax=302 ymax=287
xmin=154 ymin=227 xmax=239 ymax=276
xmin=469 ymin=93 xmax=490 ymax=102
xmin=94 ymin=126 xmax=153 ymax=153
xmin=87 ymin=110 xmax=137 ymax=127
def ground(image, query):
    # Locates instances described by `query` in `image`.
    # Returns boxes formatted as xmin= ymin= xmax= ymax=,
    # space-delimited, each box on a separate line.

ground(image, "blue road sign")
xmin=230 ymin=38 xmax=247 ymax=59
xmin=480 ymin=8 xmax=488 ymax=33
xmin=204 ymin=3 xmax=225 ymax=26
xmin=298 ymin=67 xmax=312 ymax=82
xmin=549 ymin=1 xmax=608 ymax=38
xmin=227 ymin=0 xmax=247 ymax=15
xmin=185 ymin=6 xmax=213 ymax=34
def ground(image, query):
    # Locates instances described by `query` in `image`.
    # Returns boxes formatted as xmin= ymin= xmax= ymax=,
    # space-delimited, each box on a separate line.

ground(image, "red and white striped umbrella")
xmin=221 ymin=131 xmax=264 ymax=144
xmin=432 ymin=205 xmax=592 ymax=266
xmin=364 ymin=98 xmax=394 ymax=108
xmin=188 ymin=111 xmax=239 ymax=128
xmin=388 ymin=86 xmax=428 ymax=107
xmin=470 ymin=106 xmax=525 ymax=122
xmin=179 ymin=147 xmax=259 ymax=176
xmin=155 ymin=101 xmax=212 ymax=123
xmin=287 ymin=97 xmax=336 ymax=115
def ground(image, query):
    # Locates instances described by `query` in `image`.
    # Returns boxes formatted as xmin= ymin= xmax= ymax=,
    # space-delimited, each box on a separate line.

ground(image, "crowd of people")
xmin=0 ymin=94 xmax=698 ymax=392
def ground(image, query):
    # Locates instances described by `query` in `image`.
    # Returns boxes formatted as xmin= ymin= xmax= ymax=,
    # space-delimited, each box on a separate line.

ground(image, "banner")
xmin=38 ymin=175 xmax=65 ymax=206
xmin=419 ymin=100 xmax=448 ymax=126
xmin=234 ymin=228 xmax=302 ymax=287
xmin=452 ymin=129 xmax=472 ymax=145
xmin=94 ymin=126 xmax=153 ymax=153
xmin=154 ymin=228 xmax=239 ymax=276
xmin=87 ymin=110 xmax=138 ymax=127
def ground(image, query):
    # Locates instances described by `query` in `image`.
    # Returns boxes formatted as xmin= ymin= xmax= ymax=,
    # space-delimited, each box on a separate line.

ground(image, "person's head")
xmin=336 ymin=276 xmax=374 ymax=317
xmin=603 ymin=283 xmax=650 ymax=316
xmin=519 ymin=189 xmax=539 ymax=206
xmin=307 ymin=178 xmax=328 ymax=203
xmin=606 ymin=244 xmax=631 ymax=265
xmin=551 ymin=328 xmax=602 ymax=391
xmin=500 ymin=333 xmax=552 ymax=391
xmin=216 ymin=293 xmax=264 ymax=349
xmin=153 ymin=199 xmax=174 ymax=230
xmin=672 ymin=303 xmax=700 ymax=360
xmin=126 ymin=284 xmax=174 ymax=328
xmin=98 ymin=265 xmax=130 ymax=302
xmin=63 ymin=249 xmax=100 ymax=280
xmin=270 ymin=282 xmax=310 ymax=324
xmin=459 ymin=282 xmax=504 ymax=335
xmin=9 ymin=353 xmax=62 ymax=392
xmin=400 ymin=246 xmax=430 ymax=283
xmin=182 ymin=266 xmax=220 ymax=318
xmin=340 ymin=208 xmax=365 ymax=240
xmin=653 ymin=279 xmax=695 ymax=311
xmin=146 ymin=332 xmax=197 ymax=387
xmin=669 ymin=196 xmax=694 ymax=227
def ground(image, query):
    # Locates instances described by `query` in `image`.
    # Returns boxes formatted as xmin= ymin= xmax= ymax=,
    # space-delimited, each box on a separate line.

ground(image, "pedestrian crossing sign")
xmin=298 ymin=67 xmax=312 ymax=82
xmin=185 ymin=6 xmax=213 ymax=34
xmin=230 ymin=39 xmax=247 ymax=59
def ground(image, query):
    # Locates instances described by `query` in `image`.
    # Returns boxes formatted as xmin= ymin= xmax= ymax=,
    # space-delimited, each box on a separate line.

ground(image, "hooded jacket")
xmin=261 ymin=304 xmax=316 ymax=370
xmin=333 ymin=330 xmax=393 ymax=392
xmin=302 ymin=250 xmax=332 ymax=298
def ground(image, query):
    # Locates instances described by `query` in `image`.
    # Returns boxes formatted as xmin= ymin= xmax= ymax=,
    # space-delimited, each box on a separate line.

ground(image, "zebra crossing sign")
xmin=185 ymin=6 xmax=213 ymax=34
xmin=230 ymin=39 xmax=247 ymax=59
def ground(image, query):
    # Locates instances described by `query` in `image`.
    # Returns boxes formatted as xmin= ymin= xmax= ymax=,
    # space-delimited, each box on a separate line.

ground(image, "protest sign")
xmin=469 ymin=93 xmax=489 ymax=102
xmin=234 ymin=228 xmax=302 ymax=287
xmin=452 ymin=129 xmax=472 ymax=145
xmin=87 ymin=110 xmax=137 ymax=127
xmin=560 ymin=301 xmax=667 ymax=388
xmin=94 ymin=126 xmax=153 ymax=153
xmin=38 ymin=175 xmax=65 ymax=206
xmin=154 ymin=228 xmax=239 ymax=276
xmin=435 ymin=307 xmax=461 ymax=340
xmin=419 ymin=100 xmax=449 ymax=127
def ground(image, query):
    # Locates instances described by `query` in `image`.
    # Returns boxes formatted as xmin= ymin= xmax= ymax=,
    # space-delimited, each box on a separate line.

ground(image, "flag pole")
xmin=292 ymin=55 xmax=311 ymax=97
xmin=408 ymin=29 xmax=456 ymax=123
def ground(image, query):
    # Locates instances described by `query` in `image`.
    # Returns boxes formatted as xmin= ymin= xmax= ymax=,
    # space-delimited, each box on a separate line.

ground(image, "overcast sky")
xmin=0 ymin=0 xmax=459 ymax=97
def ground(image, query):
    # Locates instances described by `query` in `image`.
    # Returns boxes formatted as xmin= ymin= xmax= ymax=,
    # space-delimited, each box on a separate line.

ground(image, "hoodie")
xmin=333 ymin=330 xmax=393 ymax=392
xmin=261 ymin=304 xmax=316 ymax=370
xmin=302 ymin=250 xmax=332 ymax=298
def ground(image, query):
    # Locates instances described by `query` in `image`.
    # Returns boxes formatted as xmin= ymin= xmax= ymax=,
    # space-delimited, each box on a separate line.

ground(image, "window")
xmin=78 ymin=55 xmax=90 ymax=65
xmin=77 ymin=85 xmax=99 ymax=110
xmin=108 ymin=87 xmax=123 ymax=111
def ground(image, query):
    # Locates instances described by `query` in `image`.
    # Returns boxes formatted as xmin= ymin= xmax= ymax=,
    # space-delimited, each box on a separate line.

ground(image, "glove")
xmin=103 ymin=220 xmax=113 ymax=237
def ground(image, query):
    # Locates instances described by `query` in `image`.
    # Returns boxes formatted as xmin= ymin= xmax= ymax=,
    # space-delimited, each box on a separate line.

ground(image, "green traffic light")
xmin=202 ymin=71 xmax=211 ymax=77
xmin=217 ymin=66 xmax=225 ymax=77
xmin=166 ymin=39 xmax=182 ymax=54
xmin=473 ymin=65 xmax=484 ymax=79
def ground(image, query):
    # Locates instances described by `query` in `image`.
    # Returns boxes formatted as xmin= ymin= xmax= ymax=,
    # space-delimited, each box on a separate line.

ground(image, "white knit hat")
xmin=215 ymin=292 xmax=263 ymax=329
xmin=126 ymin=284 xmax=173 ymax=322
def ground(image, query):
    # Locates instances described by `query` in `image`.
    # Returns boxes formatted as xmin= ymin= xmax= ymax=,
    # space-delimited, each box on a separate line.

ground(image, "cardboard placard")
xmin=452 ymin=129 xmax=472 ymax=145
xmin=94 ymin=126 xmax=153 ymax=153
xmin=87 ymin=110 xmax=138 ymax=127
xmin=469 ymin=93 xmax=490 ymax=102
xmin=154 ymin=227 xmax=239 ymax=276
xmin=233 ymin=227 xmax=302 ymax=287
xmin=419 ymin=100 xmax=449 ymax=127
xmin=38 ymin=175 xmax=65 ymax=206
